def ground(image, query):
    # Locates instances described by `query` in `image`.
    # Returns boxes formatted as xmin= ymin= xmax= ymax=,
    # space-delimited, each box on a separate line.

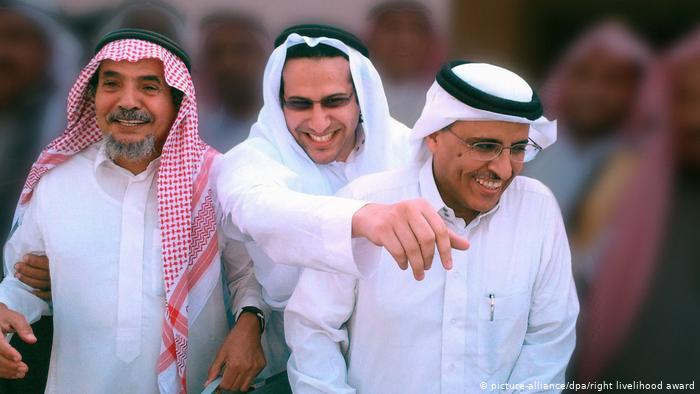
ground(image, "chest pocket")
xmin=476 ymin=290 xmax=530 ymax=376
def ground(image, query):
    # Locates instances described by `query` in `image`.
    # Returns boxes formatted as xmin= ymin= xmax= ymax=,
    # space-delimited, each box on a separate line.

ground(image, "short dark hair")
xmin=280 ymin=43 xmax=354 ymax=105
xmin=84 ymin=70 xmax=184 ymax=110
xmin=285 ymin=42 xmax=348 ymax=62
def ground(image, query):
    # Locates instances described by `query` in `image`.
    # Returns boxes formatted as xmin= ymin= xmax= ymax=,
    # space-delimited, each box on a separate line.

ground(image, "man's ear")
xmin=426 ymin=131 xmax=440 ymax=154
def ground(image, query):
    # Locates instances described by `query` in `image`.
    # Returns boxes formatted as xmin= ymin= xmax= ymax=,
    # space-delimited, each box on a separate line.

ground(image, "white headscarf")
xmin=232 ymin=32 xmax=410 ymax=194
xmin=411 ymin=62 xmax=557 ymax=162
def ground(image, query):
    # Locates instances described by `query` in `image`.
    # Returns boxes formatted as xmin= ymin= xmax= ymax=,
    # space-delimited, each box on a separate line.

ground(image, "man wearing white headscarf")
xmin=215 ymin=24 xmax=469 ymax=377
xmin=285 ymin=61 xmax=579 ymax=393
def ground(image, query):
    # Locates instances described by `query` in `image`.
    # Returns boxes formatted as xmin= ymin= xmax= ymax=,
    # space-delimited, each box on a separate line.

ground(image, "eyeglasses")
xmin=282 ymin=91 xmax=355 ymax=111
xmin=445 ymin=127 xmax=542 ymax=163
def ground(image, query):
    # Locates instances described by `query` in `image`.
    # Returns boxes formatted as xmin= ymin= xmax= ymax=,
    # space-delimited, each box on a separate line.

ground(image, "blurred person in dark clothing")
xmin=522 ymin=22 xmax=654 ymax=293
xmin=575 ymin=26 xmax=700 ymax=389
xmin=523 ymin=21 xmax=652 ymax=225
xmin=98 ymin=0 xmax=185 ymax=43
xmin=196 ymin=11 xmax=270 ymax=152
xmin=0 ymin=1 xmax=82 ymax=255
xmin=60 ymin=1 xmax=184 ymax=67
xmin=365 ymin=0 xmax=445 ymax=126
xmin=0 ymin=2 xmax=81 ymax=393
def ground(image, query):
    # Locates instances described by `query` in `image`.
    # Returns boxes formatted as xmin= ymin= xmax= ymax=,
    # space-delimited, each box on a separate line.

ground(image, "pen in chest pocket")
xmin=489 ymin=293 xmax=495 ymax=321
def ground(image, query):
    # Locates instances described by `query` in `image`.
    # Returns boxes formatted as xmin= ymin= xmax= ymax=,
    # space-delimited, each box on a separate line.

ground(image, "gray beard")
xmin=104 ymin=133 xmax=157 ymax=162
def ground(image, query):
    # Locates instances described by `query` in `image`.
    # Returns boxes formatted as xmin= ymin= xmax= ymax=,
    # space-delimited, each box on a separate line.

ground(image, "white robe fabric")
xmin=0 ymin=142 xmax=266 ymax=393
xmin=214 ymin=33 xmax=411 ymax=375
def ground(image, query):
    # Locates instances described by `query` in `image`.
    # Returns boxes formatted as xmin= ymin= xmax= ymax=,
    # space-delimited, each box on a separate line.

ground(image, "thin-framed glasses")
xmin=444 ymin=127 xmax=542 ymax=163
xmin=282 ymin=91 xmax=355 ymax=111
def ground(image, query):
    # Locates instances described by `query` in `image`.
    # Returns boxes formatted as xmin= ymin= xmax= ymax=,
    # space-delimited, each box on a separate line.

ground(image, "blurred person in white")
xmin=214 ymin=24 xmax=469 ymax=378
xmin=0 ymin=29 xmax=268 ymax=393
xmin=196 ymin=11 xmax=270 ymax=152
xmin=285 ymin=61 xmax=579 ymax=394
xmin=365 ymin=0 xmax=445 ymax=127
xmin=521 ymin=21 xmax=654 ymax=288
xmin=575 ymin=26 xmax=700 ymax=387
xmin=0 ymin=2 xmax=81 ymax=392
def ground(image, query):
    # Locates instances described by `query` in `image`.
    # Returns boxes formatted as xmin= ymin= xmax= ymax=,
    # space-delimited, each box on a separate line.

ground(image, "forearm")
xmin=1 ymin=210 xmax=50 ymax=322
xmin=218 ymin=164 xmax=375 ymax=278
xmin=221 ymin=239 xmax=271 ymax=320
xmin=0 ymin=279 xmax=49 ymax=325
xmin=230 ymin=276 xmax=269 ymax=324
xmin=286 ymin=331 xmax=356 ymax=394
xmin=284 ymin=269 xmax=357 ymax=394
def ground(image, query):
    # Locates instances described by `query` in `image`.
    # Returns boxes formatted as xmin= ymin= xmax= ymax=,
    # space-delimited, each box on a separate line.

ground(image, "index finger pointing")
xmin=421 ymin=209 xmax=453 ymax=270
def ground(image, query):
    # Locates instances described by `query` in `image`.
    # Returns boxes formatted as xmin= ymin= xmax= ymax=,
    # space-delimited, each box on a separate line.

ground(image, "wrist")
xmin=351 ymin=203 xmax=374 ymax=238
xmin=238 ymin=306 xmax=265 ymax=333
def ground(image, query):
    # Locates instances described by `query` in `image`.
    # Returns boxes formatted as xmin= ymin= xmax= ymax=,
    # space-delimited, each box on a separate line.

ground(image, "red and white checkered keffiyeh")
xmin=18 ymin=39 xmax=220 ymax=393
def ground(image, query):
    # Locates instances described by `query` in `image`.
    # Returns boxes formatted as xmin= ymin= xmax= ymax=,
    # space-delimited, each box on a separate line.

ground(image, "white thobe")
xmin=285 ymin=158 xmax=580 ymax=394
xmin=215 ymin=137 xmax=388 ymax=376
xmin=0 ymin=141 xmax=266 ymax=393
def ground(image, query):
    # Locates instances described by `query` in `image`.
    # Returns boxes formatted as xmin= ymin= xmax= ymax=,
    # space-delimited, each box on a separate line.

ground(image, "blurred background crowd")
xmin=0 ymin=0 xmax=698 ymax=391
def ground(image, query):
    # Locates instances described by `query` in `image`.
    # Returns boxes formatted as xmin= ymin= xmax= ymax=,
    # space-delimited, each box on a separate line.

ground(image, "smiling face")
xmin=427 ymin=120 xmax=529 ymax=221
xmin=94 ymin=58 xmax=177 ymax=166
xmin=281 ymin=56 xmax=360 ymax=164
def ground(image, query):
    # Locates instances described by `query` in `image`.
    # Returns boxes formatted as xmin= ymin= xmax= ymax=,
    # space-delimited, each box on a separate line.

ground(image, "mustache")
xmin=106 ymin=107 xmax=153 ymax=123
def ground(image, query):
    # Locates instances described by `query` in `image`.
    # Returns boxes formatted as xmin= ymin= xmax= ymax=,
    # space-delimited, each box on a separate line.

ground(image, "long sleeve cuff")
xmin=320 ymin=199 xmax=382 ymax=279
xmin=0 ymin=279 xmax=50 ymax=324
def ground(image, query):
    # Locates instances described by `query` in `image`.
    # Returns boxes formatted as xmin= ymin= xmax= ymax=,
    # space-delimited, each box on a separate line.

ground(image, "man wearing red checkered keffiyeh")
xmin=0 ymin=29 xmax=267 ymax=393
